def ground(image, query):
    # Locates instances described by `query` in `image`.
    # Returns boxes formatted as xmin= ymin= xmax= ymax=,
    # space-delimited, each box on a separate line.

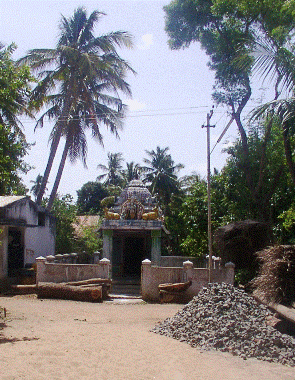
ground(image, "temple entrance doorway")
xmin=7 ymin=228 xmax=24 ymax=277
xmin=112 ymin=231 xmax=151 ymax=280
xmin=123 ymin=236 xmax=145 ymax=278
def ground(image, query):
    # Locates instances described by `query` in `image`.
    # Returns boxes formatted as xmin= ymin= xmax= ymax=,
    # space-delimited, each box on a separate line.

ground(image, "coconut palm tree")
xmin=19 ymin=7 xmax=134 ymax=210
xmin=142 ymin=146 xmax=184 ymax=210
xmin=249 ymin=36 xmax=295 ymax=185
xmin=30 ymin=174 xmax=45 ymax=200
xmin=97 ymin=152 xmax=124 ymax=187
xmin=124 ymin=161 xmax=142 ymax=183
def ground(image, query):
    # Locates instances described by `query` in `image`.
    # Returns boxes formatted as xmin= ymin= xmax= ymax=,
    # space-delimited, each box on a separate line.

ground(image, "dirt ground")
xmin=1 ymin=295 xmax=295 ymax=380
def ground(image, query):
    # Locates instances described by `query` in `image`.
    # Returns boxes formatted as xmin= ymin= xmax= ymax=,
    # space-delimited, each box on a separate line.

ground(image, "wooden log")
xmin=158 ymin=280 xmax=192 ymax=293
xmin=79 ymin=284 xmax=111 ymax=300
xmin=64 ymin=278 xmax=112 ymax=286
xmin=37 ymin=282 xmax=102 ymax=302
xmin=63 ymin=278 xmax=112 ymax=300
xmin=11 ymin=284 xmax=37 ymax=295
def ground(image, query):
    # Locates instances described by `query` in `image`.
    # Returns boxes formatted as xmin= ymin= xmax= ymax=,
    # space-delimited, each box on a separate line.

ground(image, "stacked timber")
xmin=11 ymin=278 xmax=112 ymax=302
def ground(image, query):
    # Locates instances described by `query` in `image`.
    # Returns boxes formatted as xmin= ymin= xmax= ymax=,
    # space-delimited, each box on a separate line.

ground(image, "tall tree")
xmin=0 ymin=43 xmax=32 ymax=194
xmin=248 ymin=24 xmax=295 ymax=186
xmin=97 ymin=152 xmax=125 ymax=187
xmin=76 ymin=181 xmax=109 ymax=214
xmin=142 ymin=146 xmax=184 ymax=211
xmin=164 ymin=0 xmax=295 ymax=222
xmin=123 ymin=161 xmax=142 ymax=184
xmin=30 ymin=174 xmax=45 ymax=200
xmin=20 ymin=7 xmax=135 ymax=210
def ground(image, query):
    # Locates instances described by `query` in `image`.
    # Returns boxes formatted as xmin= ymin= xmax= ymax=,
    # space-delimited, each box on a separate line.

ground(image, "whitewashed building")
xmin=0 ymin=196 xmax=55 ymax=281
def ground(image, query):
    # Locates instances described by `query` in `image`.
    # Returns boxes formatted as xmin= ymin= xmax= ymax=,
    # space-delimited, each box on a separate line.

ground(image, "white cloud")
xmin=125 ymin=99 xmax=147 ymax=111
xmin=138 ymin=34 xmax=154 ymax=50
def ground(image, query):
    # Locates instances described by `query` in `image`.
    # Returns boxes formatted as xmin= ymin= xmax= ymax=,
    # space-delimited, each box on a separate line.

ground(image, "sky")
xmin=1 ymin=0 xmax=272 ymax=200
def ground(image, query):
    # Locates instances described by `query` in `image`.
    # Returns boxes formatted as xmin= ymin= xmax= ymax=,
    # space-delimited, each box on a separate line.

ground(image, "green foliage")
xmin=75 ymin=226 xmax=102 ymax=263
xmin=166 ymin=173 xmax=227 ymax=257
xmin=0 ymin=43 xmax=33 ymax=132
xmin=235 ymin=269 xmax=256 ymax=288
xmin=97 ymin=152 xmax=125 ymax=187
xmin=100 ymin=196 xmax=115 ymax=209
xmin=30 ymin=174 xmax=44 ymax=201
xmin=142 ymin=146 xmax=184 ymax=211
xmin=165 ymin=119 xmax=294 ymax=258
xmin=48 ymin=195 xmax=78 ymax=255
xmin=123 ymin=161 xmax=142 ymax=184
xmin=0 ymin=123 xmax=30 ymax=195
xmin=0 ymin=43 xmax=33 ymax=195
xmin=76 ymin=181 xmax=109 ymax=215
xmin=48 ymin=194 xmax=102 ymax=261
xmin=178 ymin=179 xmax=209 ymax=257
xmin=220 ymin=121 xmax=294 ymax=224
xmin=21 ymin=7 xmax=135 ymax=207
xmin=277 ymin=204 xmax=295 ymax=244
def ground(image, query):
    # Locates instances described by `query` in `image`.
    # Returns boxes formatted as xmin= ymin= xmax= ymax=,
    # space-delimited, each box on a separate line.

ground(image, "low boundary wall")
xmin=36 ymin=256 xmax=111 ymax=284
xmin=159 ymin=256 xmax=206 ymax=268
xmin=141 ymin=259 xmax=235 ymax=302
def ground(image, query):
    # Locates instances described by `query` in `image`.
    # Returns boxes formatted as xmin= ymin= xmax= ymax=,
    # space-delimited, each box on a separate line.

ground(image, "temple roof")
xmin=115 ymin=180 xmax=155 ymax=207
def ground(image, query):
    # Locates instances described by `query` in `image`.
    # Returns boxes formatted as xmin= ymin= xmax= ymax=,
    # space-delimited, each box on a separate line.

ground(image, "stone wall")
xmin=159 ymin=256 xmax=206 ymax=268
xmin=141 ymin=260 xmax=235 ymax=302
xmin=36 ymin=256 xmax=111 ymax=284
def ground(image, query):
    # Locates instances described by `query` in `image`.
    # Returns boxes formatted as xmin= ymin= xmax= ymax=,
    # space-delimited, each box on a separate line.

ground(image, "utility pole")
xmin=202 ymin=108 xmax=215 ymax=283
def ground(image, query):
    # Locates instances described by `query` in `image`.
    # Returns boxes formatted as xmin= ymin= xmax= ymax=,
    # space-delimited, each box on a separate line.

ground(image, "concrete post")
xmin=141 ymin=259 xmax=152 ymax=300
xmin=151 ymin=230 xmax=161 ymax=265
xmin=36 ymin=256 xmax=46 ymax=284
xmin=183 ymin=260 xmax=193 ymax=282
xmin=102 ymin=230 xmax=113 ymax=261
xmin=100 ymin=258 xmax=111 ymax=279
xmin=224 ymin=261 xmax=235 ymax=285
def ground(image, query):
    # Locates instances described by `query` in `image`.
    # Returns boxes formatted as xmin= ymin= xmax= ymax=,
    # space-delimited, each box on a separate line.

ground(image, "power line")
xmin=16 ymin=106 xmax=226 ymax=124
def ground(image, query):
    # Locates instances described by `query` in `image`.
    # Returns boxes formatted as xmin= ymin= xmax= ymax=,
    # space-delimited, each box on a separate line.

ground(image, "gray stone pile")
xmin=152 ymin=283 xmax=295 ymax=366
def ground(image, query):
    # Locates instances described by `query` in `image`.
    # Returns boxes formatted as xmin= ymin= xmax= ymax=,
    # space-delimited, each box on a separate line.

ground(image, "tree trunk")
xmin=282 ymin=126 xmax=295 ymax=186
xmin=36 ymin=91 xmax=73 ymax=205
xmin=37 ymin=282 xmax=102 ymax=302
xmin=36 ymin=130 xmax=62 ymax=205
xmin=231 ymin=76 xmax=253 ymax=192
xmin=46 ymin=138 xmax=70 ymax=211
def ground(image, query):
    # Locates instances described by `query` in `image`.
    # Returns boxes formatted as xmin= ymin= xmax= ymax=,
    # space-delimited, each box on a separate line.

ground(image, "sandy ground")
xmin=1 ymin=295 xmax=295 ymax=380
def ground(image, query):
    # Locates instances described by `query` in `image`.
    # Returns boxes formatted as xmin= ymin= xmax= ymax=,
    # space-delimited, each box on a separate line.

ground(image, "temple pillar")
xmin=102 ymin=230 xmax=113 ymax=261
xmin=151 ymin=230 xmax=161 ymax=265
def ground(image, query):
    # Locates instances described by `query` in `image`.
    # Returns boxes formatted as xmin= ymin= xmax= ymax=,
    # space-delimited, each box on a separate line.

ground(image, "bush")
xmin=251 ymin=245 xmax=295 ymax=306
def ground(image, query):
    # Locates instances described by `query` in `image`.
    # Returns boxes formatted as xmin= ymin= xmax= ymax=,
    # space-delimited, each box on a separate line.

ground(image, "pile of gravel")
xmin=152 ymin=283 xmax=295 ymax=366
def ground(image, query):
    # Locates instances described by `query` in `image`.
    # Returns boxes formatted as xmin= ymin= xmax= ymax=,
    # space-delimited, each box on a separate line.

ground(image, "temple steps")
xmin=110 ymin=278 xmax=141 ymax=297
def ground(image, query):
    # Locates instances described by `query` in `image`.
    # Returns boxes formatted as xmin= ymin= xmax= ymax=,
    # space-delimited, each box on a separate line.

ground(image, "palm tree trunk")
xmin=46 ymin=138 xmax=70 ymax=211
xmin=36 ymin=91 xmax=73 ymax=205
xmin=282 ymin=126 xmax=295 ymax=186
xmin=36 ymin=130 xmax=62 ymax=205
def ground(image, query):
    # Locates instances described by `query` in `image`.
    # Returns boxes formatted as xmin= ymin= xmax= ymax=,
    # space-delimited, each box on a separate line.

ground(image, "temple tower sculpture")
xmin=101 ymin=180 xmax=165 ymax=279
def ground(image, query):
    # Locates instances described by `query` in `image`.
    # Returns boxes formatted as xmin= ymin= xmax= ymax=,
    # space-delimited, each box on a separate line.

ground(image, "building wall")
xmin=5 ymin=199 xmax=36 ymax=224
xmin=0 ymin=198 xmax=55 ymax=279
xmin=24 ymin=225 xmax=55 ymax=264
xmin=141 ymin=260 xmax=235 ymax=302
xmin=36 ymin=257 xmax=110 ymax=284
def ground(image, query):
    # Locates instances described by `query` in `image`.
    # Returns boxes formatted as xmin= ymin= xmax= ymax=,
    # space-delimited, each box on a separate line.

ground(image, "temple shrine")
xmin=101 ymin=180 xmax=165 ymax=278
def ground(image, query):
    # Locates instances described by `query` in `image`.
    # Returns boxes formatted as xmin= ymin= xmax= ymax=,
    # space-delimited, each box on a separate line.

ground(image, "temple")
xmin=100 ymin=180 xmax=165 ymax=279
